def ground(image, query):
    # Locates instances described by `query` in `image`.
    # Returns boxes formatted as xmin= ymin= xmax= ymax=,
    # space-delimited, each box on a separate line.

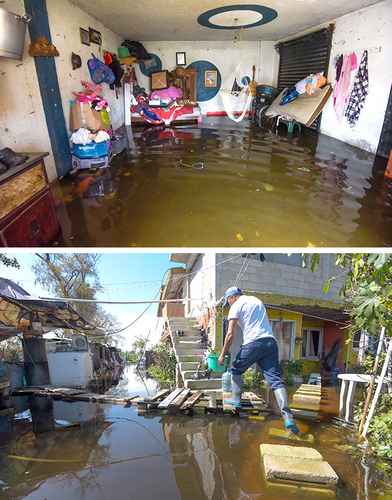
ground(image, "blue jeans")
xmin=230 ymin=337 xmax=284 ymax=405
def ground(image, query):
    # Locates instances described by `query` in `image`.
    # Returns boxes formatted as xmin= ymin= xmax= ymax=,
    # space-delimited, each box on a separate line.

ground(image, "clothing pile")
xmin=333 ymin=50 xmax=369 ymax=127
xmin=70 ymin=82 xmax=112 ymax=172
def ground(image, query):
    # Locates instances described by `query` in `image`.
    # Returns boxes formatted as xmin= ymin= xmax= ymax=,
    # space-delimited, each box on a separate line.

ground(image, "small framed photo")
xmin=176 ymin=51 xmax=186 ymax=66
xmin=80 ymin=28 xmax=90 ymax=46
xmin=205 ymin=70 xmax=218 ymax=88
xmin=89 ymin=27 xmax=102 ymax=46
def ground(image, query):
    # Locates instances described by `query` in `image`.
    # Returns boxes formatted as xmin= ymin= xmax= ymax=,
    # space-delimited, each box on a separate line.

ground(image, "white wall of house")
xmin=135 ymin=41 xmax=279 ymax=115
xmin=215 ymin=253 xmax=345 ymax=304
xmin=276 ymin=0 xmax=392 ymax=154
xmin=320 ymin=0 xmax=392 ymax=154
xmin=187 ymin=253 xmax=216 ymax=318
xmin=0 ymin=0 xmax=124 ymax=181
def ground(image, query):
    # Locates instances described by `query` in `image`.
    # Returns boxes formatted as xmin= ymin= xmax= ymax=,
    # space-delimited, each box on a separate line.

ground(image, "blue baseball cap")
xmin=223 ymin=286 xmax=243 ymax=306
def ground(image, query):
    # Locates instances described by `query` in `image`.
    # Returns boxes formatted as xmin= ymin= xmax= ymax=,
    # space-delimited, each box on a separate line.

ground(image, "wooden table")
xmin=0 ymin=153 xmax=61 ymax=246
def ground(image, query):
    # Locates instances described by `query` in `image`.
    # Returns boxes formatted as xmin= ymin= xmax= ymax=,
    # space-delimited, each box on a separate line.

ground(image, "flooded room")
xmin=0 ymin=0 xmax=391 ymax=247
xmin=1 ymin=251 xmax=392 ymax=499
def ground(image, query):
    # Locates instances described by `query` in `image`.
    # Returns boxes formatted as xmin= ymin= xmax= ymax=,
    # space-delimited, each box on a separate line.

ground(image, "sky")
xmin=0 ymin=253 xmax=178 ymax=350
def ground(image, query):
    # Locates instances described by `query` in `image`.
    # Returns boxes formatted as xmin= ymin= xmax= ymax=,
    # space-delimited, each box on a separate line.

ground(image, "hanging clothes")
xmin=333 ymin=52 xmax=358 ymax=121
xmin=345 ymin=50 xmax=369 ymax=127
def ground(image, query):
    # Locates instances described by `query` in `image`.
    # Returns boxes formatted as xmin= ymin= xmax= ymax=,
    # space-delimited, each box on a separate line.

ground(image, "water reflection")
xmin=0 ymin=366 xmax=391 ymax=499
xmin=55 ymin=119 xmax=392 ymax=247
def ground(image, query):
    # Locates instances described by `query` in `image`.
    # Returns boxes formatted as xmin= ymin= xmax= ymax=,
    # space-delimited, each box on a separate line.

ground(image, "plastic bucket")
xmin=207 ymin=353 xmax=227 ymax=373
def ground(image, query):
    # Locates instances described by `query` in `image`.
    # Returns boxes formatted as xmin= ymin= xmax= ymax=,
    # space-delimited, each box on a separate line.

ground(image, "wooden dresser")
xmin=0 ymin=153 xmax=61 ymax=247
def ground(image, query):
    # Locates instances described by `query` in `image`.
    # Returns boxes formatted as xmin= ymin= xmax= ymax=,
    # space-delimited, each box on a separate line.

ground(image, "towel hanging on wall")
xmin=345 ymin=50 xmax=369 ymax=127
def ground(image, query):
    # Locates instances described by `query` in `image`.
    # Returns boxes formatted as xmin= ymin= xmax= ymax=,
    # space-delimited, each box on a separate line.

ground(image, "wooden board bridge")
xmin=11 ymin=386 xmax=271 ymax=417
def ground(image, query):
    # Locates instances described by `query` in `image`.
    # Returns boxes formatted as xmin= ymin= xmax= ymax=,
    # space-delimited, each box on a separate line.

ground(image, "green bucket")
xmin=118 ymin=46 xmax=130 ymax=59
xmin=207 ymin=353 xmax=228 ymax=373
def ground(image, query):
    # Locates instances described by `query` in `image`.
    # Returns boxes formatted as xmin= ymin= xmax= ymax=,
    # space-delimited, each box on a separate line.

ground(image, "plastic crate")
xmin=71 ymin=155 xmax=109 ymax=171
xmin=71 ymin=141 xmax=110 ymax=159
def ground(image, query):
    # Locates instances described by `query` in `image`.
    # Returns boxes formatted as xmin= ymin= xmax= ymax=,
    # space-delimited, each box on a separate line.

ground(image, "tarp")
xmin=0 ymin=278 xmax=96 ymax=339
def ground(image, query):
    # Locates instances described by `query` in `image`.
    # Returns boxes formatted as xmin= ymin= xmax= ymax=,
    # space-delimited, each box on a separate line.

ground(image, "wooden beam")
xmin=181 ymin=391 xmax=203 ymax=410
xmin=169 ymin=389 xmax=191 ymax=409
xmin=158 ymin=388 xmax=184 ymax=409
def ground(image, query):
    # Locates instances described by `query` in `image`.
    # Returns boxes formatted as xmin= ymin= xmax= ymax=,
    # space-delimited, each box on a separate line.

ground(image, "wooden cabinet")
xmin=171 ymin=68 xmax=198 ymax=101
xmin=0 ymin=154 xmax=61 ymax=247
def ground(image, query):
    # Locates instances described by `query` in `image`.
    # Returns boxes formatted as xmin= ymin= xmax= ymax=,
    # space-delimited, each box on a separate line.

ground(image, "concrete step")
xmin=175 ymin=341 xmax=204 ymax=349
xmin=177 ymin=354 xmax=205 ymax=363
xmin=179 ymin=362 xmax=201 ymax=371
xmin=173 ymin=335 xmax=202 ymax=342
xmin=182 ymin=370 xmax=223 ymax=380
xmin=184 ymin=378 xmax=222 ymax=390
xmin=175 ymin=349 xmax=205 ymax=356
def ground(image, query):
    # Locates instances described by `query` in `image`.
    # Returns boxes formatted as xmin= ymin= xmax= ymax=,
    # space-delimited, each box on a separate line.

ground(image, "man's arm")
xmin=218 ymin=318 xmax=238 ymax=365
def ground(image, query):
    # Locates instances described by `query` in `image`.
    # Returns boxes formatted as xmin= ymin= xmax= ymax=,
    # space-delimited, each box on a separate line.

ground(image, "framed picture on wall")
xmin=89 ymin=27 xmax=102 ymax=46
xmin=80 ymin=28 xmax=90 ymax=46
xmin=176 ymin=52 xmax=186 ymax=66
xmin=151 ymin=70 xmax=169 ymax=90
xmin=205 ymin=70 xmax=218 ymax=88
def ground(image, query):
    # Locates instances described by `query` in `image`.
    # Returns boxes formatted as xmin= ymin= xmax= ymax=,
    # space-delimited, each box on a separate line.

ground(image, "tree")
xmin=32 ymin=254 xmax=120 ymax=344
xmin=0 ymin=254 xmax=19 ymax=269
xmin=310 ymin=253 xmax=392 ymax=337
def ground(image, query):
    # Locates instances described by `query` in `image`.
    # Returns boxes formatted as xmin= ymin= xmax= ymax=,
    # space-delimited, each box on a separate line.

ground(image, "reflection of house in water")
xmin=1 ymin=401 xmax=112 ymax=498
xmin=162 ymin=416 xmax=267 ymax=500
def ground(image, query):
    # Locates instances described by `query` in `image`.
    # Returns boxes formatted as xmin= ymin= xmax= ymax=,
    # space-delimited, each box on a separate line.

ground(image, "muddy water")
xmin=1 ymin=366 xmax=391 ymax=499
xmin=55 ymin=119 xmax=392 ymax=247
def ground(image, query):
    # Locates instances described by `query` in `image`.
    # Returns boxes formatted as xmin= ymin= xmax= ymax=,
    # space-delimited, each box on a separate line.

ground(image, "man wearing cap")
xmin=218 ymin=286 xmax=299 ymax=434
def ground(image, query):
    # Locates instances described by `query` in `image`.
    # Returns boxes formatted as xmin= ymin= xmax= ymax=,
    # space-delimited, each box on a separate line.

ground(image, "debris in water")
xmin=177 ymin=160 xmax=205 ymax=170
xmin=236 ymin=233 xmax=244 ymax=242
xmin=76 ymin=176 xmax=95 ymax=196
xmin=261 ymin=183 xmax=275 ymax=192
xmin=298 ymin=167 xmax=311 ymax=172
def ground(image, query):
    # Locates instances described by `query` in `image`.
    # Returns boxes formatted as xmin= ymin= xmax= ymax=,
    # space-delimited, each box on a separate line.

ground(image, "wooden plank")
xmin=169 ymin=389 xmax=191 ymax=409
xmin=158 ymin=388 xmax=184 ymax=409
xmin=181 ymin=391 xmax=203 ymax=410
xmin=150 ymin=389 xmax=170 ymax=402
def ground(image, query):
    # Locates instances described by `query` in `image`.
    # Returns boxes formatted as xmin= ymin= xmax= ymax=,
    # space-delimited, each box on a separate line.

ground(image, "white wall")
xmin=135 ymin=41 xmax=278 ymax=115
xmin=0 ymin=0 xmax=53 ymax=177
xmin=320 ymin=0 xmax=392 ymax=153
xmin=0 ymin=0 xmax=124 ymax=181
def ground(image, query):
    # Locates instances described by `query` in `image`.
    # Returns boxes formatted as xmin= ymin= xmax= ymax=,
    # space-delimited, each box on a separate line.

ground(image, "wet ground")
xmin=54 ymin=119 xmax=392 ymax=247
xmin=1 ymin=365 xmax=392 ymax=499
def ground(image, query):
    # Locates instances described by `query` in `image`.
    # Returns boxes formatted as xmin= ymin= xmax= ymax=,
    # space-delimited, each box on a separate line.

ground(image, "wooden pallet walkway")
xmin=11 ymin=386 xmax=140 ymax=406
xmin=138 ymin=388 xmax=270 ymax=417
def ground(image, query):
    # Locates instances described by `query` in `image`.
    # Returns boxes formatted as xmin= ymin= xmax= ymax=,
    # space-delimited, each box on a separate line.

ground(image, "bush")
xmin=147 ymin=343 xmax=176 ymax=388
xmin=369 ymin=409 xmax=392 ymax=460
xmin=243 ymin=368 xmax=265 ymax=393
xmin=281 ymin=360 xmax=303 ymax=386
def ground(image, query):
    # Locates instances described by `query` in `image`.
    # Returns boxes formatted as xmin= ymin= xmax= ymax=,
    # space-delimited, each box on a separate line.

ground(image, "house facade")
xmin=159 ymin=253 xmax=358 ymax=374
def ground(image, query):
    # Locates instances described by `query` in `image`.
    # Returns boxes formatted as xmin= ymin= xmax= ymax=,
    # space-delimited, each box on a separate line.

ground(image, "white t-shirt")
xmin=228 ymin=295 xmax=274 ymax=345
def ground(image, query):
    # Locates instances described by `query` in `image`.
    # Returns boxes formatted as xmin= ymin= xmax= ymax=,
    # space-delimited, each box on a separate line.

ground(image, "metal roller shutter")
xmin=276 ymin=26 xmax=334 ymax=129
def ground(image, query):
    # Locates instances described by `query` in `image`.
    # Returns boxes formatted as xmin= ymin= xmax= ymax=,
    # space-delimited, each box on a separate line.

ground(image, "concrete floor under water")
xmin=53 ymin=119 xmax=392 ymax=247
xmin=0 ymin=365 xmax=391 ymax=499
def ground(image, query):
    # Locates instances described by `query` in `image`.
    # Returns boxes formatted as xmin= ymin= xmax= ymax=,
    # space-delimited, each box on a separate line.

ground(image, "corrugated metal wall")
xmin=277 ymin=27 xmax=334 ymax=91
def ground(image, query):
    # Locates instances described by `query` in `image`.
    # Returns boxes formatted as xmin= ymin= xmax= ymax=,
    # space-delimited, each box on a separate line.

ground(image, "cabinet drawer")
xmin=1 ymin=190 xmax=60 ymax=247
xmin=0 ymin=162 xmax=47 ymax=220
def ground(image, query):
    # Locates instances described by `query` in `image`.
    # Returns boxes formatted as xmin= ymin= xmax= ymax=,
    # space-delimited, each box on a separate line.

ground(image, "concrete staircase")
xmin=167 ymin=317 xmax=223 ymax=392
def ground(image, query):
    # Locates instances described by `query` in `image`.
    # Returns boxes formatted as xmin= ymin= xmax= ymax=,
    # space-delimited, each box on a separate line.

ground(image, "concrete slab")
xmin=268 ymin=427 xmax=315 ymax=444
xmin=260 ymin=444 xmax=322 ymax=460
xmin=263 ymin=455 xmax=338 ymax=486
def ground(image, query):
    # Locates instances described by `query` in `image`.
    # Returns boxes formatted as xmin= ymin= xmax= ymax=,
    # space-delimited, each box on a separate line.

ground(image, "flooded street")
xmin=55 ymin=119 xmax=392 ymax=247
xmin=1 ymin=365 xmax=391 ymax=499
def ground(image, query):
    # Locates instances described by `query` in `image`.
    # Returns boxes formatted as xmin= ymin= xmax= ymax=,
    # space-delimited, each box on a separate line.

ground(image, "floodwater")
xmin=1 ymin=366 xmax=392 ymax=500
xmin=54 ymin=119 xmax=392 ymax=247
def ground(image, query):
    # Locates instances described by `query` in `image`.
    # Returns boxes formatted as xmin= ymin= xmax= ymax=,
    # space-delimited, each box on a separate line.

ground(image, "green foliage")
xmin=368 ymin=409 xmax=392 ymax=459
xmin=243 ymin=368 xmax=264 ymax=393
xmin=281 ymin=360 xmax=304 ymax=385
xmin=32 ymin=253 xmax=119 ymax=343
xmin=0 ymin=254 xmax=19 ymax=269
xmin=147 ymin=342 xmax=176 ymax=388
xmin=124 ymin=351 xmax=138 ymax=364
